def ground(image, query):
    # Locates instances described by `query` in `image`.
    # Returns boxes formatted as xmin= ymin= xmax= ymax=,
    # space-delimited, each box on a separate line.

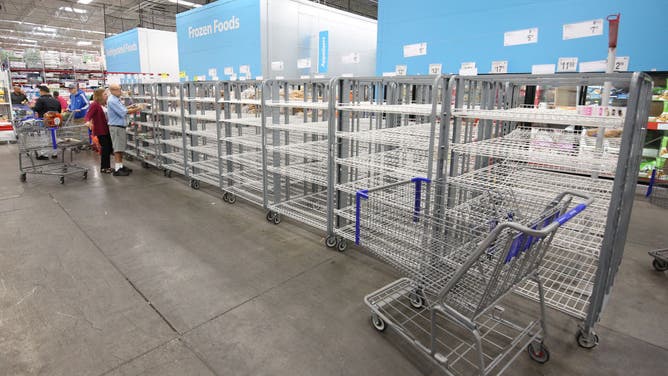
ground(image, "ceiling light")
xmin=77 ymin=0 xmax=94 ymax=4
xmin=77 ymin=41 xmax=92 ymax=46
xmin=168 ymin=0 xmax=202 ymax=8
xmin=59 ymin=6 xmax=87 ymax=14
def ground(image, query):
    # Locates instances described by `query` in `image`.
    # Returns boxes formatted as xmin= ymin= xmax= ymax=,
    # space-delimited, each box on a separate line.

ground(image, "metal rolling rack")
xmin=261 ymin=78 xmax=333 ymax=229
xmin=155 ymin=82 xmax=186 ymax=178
xmin=183 ymin=81 xmax=220 ymax=190
xmin=444 ymin=72 xmax=652 ymax=348
xmin=125 ymin=83 xmax=159 ymax=168
xmin=219 ymin=79 xmax=265 ymax=205
xmin=326 ymin=75 xmax=448 ymax=252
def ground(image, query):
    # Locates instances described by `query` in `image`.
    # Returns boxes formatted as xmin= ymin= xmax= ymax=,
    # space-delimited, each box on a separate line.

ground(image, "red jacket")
xmin=56 ymin=96 xmax=68 ymax=112
xmin=85 ymin=101 xmax=109 ymax=136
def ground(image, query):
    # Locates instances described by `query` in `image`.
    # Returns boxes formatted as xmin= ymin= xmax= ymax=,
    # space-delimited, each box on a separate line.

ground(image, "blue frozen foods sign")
xmin=104 ymin=29 xmax=141 ymax=72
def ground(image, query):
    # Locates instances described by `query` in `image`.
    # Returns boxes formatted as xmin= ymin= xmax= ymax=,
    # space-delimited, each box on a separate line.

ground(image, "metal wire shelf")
xmin=269 ymin=190 xmax=330 ymax=231
xmin=452 ymin=108 xmax=624 ymax=128
xmin=337 ymin=102 xmax=441 ymax=116
xmin=266 ymin=160 xmax=329 ymax=186
xmin=265 ymin=100 xmax=329 ymax=110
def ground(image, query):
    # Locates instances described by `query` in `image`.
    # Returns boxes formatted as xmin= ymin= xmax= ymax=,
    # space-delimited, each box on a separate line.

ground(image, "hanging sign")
xmin=563 ymin=19 xmax=604 ymax=40
xmin=403 ymin=42 xmax=427 ymax=58
xmin=504 ymin=28 xmax=538 ymax=46
xmin=491 ymin=60 xmax=508 ymax=74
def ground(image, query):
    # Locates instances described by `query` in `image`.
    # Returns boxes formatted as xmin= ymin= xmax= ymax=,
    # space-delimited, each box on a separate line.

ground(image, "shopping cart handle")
xmin=555 ymin=203 xmax=587 ymax=225
xmin=355 ymin=189 xmax=369 ymax=245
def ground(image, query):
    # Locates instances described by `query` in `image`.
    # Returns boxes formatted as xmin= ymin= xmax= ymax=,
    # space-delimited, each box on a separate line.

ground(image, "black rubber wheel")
xmin=409 ymin=291 xmax=424 ymax=309
xmin=83 ymin=171 xmax=88 ymax=180
xmin=576 ymin=331 xmax=599 ymax=349
xmin=163 ymin=169 xmax=167 ymax=177
xmin=222 ymin=192 xmax=229 ymax=202
xmin=371 ymin=314 xmax=386 ymax=332
xmin=272 ymin=213 xmax=282 ymax=225
xmin=59 ymin=176 xmax=65 ymax=184
xmin=20 ymin=173 xmax=26 ymax=182
xmin=227 ymin=193 xmax=236 ymax=204
xmin=190 ymin=179 xmax=200 ymax=190
xmin=337 ymin=239 xmax=348 ymax=252
xmin=142 ymin=162 xmax=150 ymax=169
xmin=325 ymin=235 xmax=338 ymax=248
xmin=166 ymin=170 xmax=172 ymax=178
xmin=652 ymin=259 xmax=668 ymax=272
xmin=527 ymin=342 xmax=550 ymax=364
xmin=266 ymin=211 xmax=276 ymax=222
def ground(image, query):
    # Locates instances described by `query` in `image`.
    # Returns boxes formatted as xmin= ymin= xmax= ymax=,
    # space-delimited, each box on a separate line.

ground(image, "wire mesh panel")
xmin=126 ymin=83 xmax=158 ymax=167
xmin=262 ymin=78 xmax=333 ymax=230
xmin=219 ymin=79 xmax=266 ymax=205
xmin=446 ymin=72 xmax=653 ymax=347
xmin=155 ymin=82 xmax=185 ymax=177
xmin=183 ymin=81 xmax=220 ymax=188
xmin=327 ymin=75 xmax=447 ymax=251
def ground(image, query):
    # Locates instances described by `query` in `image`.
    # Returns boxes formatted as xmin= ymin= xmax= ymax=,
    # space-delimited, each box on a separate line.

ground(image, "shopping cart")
xmin=648 ymin=249 xmax=668 ymax=272
xmin=645 ymin=169 xmax=668 ymax=209
xmin=357 ymin=178 xmax=592 ymax=375
xmin=16 ymin=112 xmax=89 ymax=184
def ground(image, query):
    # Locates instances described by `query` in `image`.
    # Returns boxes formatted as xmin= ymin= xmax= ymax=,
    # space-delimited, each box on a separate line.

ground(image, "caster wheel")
xmin=527 ymin=342 xmax=550 ymax=364
xmin=190 ymin=179 xmax=200 ymax=190
xmin=576 ymin=331 xmax=599 ymax=349
xmin=166 ymin=170 xmax=172 ymax=178
xmin=266 ymin=211 xmax=276 ymax=222
xmin=325 ymin=235 xmax=338 ymax=248
xmin=142 ymin=162 xmax=150 ymax=169
xmin=408 ymin=290 xmax=424 ymax=309
xmin=222 ymin=192 xmax=229 ymax=202
xmin=20 ymin=173 xmax=26 ymax=182
xmin=59 ymin=176 xmax=65 ymax=184
xmin=83 ymin=171 xmax=88 ymax=180
xmin=337 ymin=239 xmax=348 ymax=252
xmin=652 ymin=259 xmax=668 ymax=272
xmin=272 ymin=213 xmax=282 ymax=225
xmin=371 ymin=314 xmax=386 ymax=332
xmin=227 ymin=193 xmax=236 ymax=204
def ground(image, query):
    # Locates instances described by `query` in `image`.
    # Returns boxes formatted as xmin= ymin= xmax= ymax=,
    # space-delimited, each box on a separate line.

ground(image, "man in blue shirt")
xmin=107 ymin=84 xmax=140 ymax=176
xmin=66 ymin=83 xmax=89 ymax=122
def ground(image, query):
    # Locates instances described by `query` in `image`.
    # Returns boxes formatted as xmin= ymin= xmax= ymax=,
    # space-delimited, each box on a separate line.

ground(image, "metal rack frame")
xmin=183 ymin=81 xmax=220 ymax=190
xmin=124 ymin=83 xmax=159 ymax=169
xmin=155 ymin=82 xmax=186 ymax=178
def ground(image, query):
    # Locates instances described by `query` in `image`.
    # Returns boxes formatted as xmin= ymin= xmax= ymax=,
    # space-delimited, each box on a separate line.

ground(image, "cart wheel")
xmin=527 ymin=342 xmax=550 ymax=364
xmin=59 ymin=176 xmax=65 ymax=184
xmin=266 ymin=211 xmax=276 ymax=222
xmin=408 ymin=291 xmax=424 ymax=309
xmin=163 ymin=169 xmax=167 ymax=177
xmin=652 ymin=258 xmax=668 ymax=272
xmin=126 ymin=155 xmax=134 ymax=161
xmin=222 ymin=192 xmax=229 ymax=202
xmin=166 ymin=170 xmax=172 ymax=178
xmin=142 ymin=161 xmax=150 ymax=169
xmin=576 ymin=331 xmax=599 ymax=349
xmin=83 ymin=171 xmax=88 ymax=180
xmin=20 ymin=173 xmax=26 ymax=182
xmin=272 ymin=213 xmax=282 ymax=225
xmin=371 ymin=314 xmax=386 ymax=332
xmin=227 ymin=193 xmax=236 ymax=204
xmin=337 ymin=239 xmax=348 ymax=252
xmin=190 ymin=179 xmax=200 ymax=190
xmin=325 ymin=235 xmax=338 ymax=248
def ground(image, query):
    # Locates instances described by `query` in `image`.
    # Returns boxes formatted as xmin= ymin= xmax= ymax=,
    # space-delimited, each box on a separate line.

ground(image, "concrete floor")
xmin=0 ymin=144 xmax=666 ymax=376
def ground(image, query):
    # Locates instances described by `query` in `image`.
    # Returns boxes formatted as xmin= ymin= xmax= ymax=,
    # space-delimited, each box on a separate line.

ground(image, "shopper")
xmin=107 ymin=83 xmax=140 ymax=176
xmin=67 ymin=83 xmax=90 ymax=123
xmin=31 ymin=85 xmax=61 ymax=160
xmin=53 ymin=90 xmax=68 ymax=113
xmin=85 ymin=88 xmax=113 ymax=173
xmin=10 ymin=85 xmax=28 ymax=105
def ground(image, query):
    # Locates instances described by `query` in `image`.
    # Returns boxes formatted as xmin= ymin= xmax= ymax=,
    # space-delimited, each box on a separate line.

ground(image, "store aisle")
xmin=1 ymin=144 xmax=667 ymax=376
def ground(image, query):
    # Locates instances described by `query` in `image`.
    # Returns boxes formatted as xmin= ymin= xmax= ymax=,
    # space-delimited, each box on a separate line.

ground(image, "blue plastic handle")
xmin=555 ymin=203 xmax=587 ymax=225
xmin=411 ymin=177 xmax=430 ymax=222
xmin=355 ymin=189 xmax=369 ymax=245
xmin=49 ymin=128 xmax=57 ymax=149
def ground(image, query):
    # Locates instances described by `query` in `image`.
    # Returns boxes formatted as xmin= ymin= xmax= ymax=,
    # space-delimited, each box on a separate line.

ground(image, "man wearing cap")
xmin=31 ymin=85 xmax=61 ymax=160
xmin=107 ymin=83 xmax=140 ymax=176
xmin=10 ymin=85 xmax=28 ymax=105
xmin=67 ymin=83 xmax=89 ymax=123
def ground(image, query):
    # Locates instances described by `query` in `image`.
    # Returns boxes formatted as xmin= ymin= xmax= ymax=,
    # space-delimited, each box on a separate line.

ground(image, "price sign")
xmin=300 ymin=75 xmax=310 ymax=79
xmin=563 ymin=19 xmax=603 ymax=40
xmin=297 ymin=58 xmax=311 ymax=69
xmin=531 ymin=64 xmax=556 ymax=75
xmin=615 ymin=56 xmax=629 ymax=71
xmin=342 ymin=73 xmax=354 ymax=77
xmin=491 ymin=60 xmax=508 ymax=74
xmin=271 ymin=61 xmax=284 ymax=71
xmin=395 ymin=65 xmax=407 ymax=76
xmin=459 ymin=62 xmax=477 ymax=76
xmin=403 ymin=42 xmax=427 ymax=58
xmin=504 ymin=28 xmax=538 ymax=46
xmin=557 ymin=57 xmax=578 ymax=72
xmin=429 ymin=63 xmax=442 ymax=75
xmin=275 ymin=75 xmax=285 ymax=80
xmin=239 ymin=65 xmax=250 ymax=74
xmin=223 ymin=67 xmax=234 ymax=75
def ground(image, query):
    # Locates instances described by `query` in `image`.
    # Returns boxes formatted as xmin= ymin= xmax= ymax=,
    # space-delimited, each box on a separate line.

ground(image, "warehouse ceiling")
xmin=0 ymin=0 xmax=378 ymax=54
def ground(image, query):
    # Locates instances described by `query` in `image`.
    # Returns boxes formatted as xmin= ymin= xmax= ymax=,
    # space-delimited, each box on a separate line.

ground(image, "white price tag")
xmin=297 ymin=58 xmax=311 ymax=69
xmin=255 ymin=76 xmax=263 ymax=80
xmin=491 ymin=60 xmax=508 ymax=74
xmin=429 ymin=64 xmax=442 ymax=75
xmin=239 ymin=76 xmax=247 ymax=81
xmin=230 ymin=74 xmax=237 ymax=81
xmin=531 ymin=64 xmax=556 ymax=75
xmin=563 ymin=19 xmax=603 ymax=40
xmin=614 ymin=56 xmax=629 ymax=71
xmin=341 ymin=53 xmax=360 ymax=64
xmin=341 ymin=73 xmax=354 ymax=78
xmin=239 ymin=65 xmax=250 ymax=74
xmin=271 ymin=61 xmax=284 ymax=71
xmin=395 ymin=65 xmax=407 ymax=76
xmin=276 ymin=76 xmax=284 ymax=80
xmin=403 ymin=42 xmax=427 ymax=58
xmin=300 ymin=75 xmax=310 ymax=79
xmin=223 ymin=67 xmax=234 ymax=75
xmin=557 ymin=57 xmax=578 ymax=72
xmin=382 ymin=72 xmax=397 ymax=77
xmin=579 ymin=60 xmax=607 ymax=72
xmin=208 ymin=68 xmax=218 ymax=78
xmin=504 ymin=28 xmax=538 ymax=46
xmin=460 ymin=62 xmax=476 ymax=70
xmin=313 ymin=75 xmax=325 ymax=79
xmin=459 ymin=62 xmax=477 ymax=76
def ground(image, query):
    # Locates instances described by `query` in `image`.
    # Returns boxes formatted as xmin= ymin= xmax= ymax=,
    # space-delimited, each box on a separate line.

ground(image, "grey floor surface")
xmin=0 ymin=145 xmax=666 ymax=376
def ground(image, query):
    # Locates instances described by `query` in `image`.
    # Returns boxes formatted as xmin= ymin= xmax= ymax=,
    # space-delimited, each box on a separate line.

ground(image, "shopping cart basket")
xmin=16 ymin=112 xmax=89 ymax=184
xmin=357 ymin=178 xmax=592 ymax=375
xmin=648 ymin=249 xmax=668 ymax=272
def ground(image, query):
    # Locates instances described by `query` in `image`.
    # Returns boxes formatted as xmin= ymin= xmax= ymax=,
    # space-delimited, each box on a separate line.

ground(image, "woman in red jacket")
xmin=85 ymin=88 xmax=114 ymax=173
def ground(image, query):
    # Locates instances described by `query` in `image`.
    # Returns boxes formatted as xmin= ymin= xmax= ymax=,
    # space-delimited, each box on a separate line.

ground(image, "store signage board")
xmin=579 ymin=60 xmax=607 ymax=72
xmin=531 ymin=64 xmax=556 ymax=75
xmin=103 ymin=29 xmax=141 ymax=72
xmin=403 ymin=42 xmax=427 ymax=58
xmin=297 ymin=58 xmax=312 ymax=69
xmin=395 ymin=65 xmax=407 ymax=76
xmin=491 ymin=60 xmax=508 ymax=74
xmin=557 ymin=57 xmax=578 ymax=72
xmin=429 ymin=64 xmax=442 ymax=75
xmin=341 ymin=53 xmax=360 ymax=65
xmin=318 ymin=30 xmax=329 ymax=73
xmin=271 ymin=61 xmax=284 ymax=71
xmin=503 ymin=28 xmax=538 ymax=46
xmin=563 ymin=19 xmax=603 ymax=40
xmin=615 ymin=56 xmax=630 ymax=71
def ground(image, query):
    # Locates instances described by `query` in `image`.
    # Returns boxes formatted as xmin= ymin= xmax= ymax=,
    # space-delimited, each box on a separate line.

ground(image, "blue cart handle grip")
xmin=555 ymin=203 xmax=587 ymax=225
